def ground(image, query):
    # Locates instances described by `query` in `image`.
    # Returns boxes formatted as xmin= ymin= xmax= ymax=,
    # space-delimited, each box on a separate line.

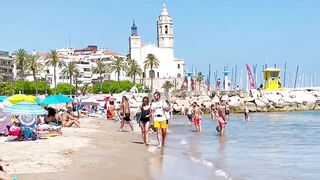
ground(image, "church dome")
xmin=161 ymin=4 xmax=169 ymax=16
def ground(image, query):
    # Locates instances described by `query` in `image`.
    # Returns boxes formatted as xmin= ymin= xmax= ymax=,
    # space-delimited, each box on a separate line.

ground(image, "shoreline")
xmin=2 ymin=117 xmax=153 ymax=180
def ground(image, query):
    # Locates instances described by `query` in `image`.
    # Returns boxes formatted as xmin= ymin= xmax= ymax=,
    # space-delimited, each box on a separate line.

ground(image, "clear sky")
xmin=1 ymin=0 xmax=320 ymax=87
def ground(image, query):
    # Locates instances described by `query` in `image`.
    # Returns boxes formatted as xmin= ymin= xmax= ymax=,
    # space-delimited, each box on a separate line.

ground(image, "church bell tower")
xmin=157 ymin=4 xmax=174 ymax=48
xmin=129 ymin=20 xmax=141 ymax=60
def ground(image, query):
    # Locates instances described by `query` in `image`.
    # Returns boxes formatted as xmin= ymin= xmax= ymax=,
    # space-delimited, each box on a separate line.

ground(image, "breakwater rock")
xmin=166 ymin=89 xmax=320 ymax=113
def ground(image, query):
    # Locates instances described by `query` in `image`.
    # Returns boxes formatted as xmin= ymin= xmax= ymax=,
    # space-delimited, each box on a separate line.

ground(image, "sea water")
xmin=149 ymin=111 xmax=320 ymax=180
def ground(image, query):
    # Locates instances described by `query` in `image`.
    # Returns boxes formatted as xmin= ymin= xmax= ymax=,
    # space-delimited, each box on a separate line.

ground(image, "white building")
xmin=14 ymin=46 xmax=128 ymax=88
xmin=129 ymin=4 xmax=185 ymax=87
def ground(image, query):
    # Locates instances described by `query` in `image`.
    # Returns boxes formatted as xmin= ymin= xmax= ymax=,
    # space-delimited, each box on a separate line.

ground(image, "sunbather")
xmin=62 ymin=110 xmax=80 ymax=128
xmin=0 ymin=165 xmax=11 ymax=180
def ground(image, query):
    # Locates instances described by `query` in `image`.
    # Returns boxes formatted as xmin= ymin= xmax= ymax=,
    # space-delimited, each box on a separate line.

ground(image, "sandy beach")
xmin=0 ymin=117 xmax=153 ymax=180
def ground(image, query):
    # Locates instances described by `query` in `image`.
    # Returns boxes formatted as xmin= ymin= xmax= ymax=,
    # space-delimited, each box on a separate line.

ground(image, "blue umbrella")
xmin=3 ymin=102 xmax=48 ymax=115
xmin=0 ymin=96 xmax=8 ymax=102
xmin=39 ymin=94 xmax=72 ymax=105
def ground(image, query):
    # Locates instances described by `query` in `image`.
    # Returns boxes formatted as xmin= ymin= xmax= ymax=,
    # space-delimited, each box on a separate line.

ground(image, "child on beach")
xmin=194 ymin=105 xmax=203 ymax=132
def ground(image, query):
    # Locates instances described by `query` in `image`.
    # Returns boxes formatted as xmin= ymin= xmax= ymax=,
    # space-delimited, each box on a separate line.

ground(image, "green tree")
xmin=14 ymin=48 xmax=28 ymax=94
xmin=61 ymin=62 xmax=79 ymax=95
xmin=196 ymin=72 xmax=204 ymax=91
xmin=109 ymin=56 xmax=125 ymax=82
xmin=26 ymin=54 xmax=43 ymax=95
xmin=144 ymin=54 xmax=160 ymax=92
xmin=92 ymin=58 xmax=109 ymax=92
xmin=46 ymin=50 xmax=66 ymax=88
xmin=126 ymin=59 xmax=142 ymax=84
xmin=54 ymin=83 xmax=75 ymax=95
xmin=162 ymin=80 xmax=174 ymax=100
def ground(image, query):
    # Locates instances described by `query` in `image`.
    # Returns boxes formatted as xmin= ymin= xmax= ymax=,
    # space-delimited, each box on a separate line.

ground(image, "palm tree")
xmin=196 ymin=72 xmax=204 ymax=91
xmin=14 ymin=48 xmax=28 ymax=94
xmin=144 ymin=54 xmax=160 ymax=92
xmin=126 ymin=59 xmax=142 ymax=84
xmin=162 ymin=80 xmax=174 ymax=100
xmin=46 ymin=50 xmax=65 ymax=88
xmin=81 ymin=84 xmax=92 ymax=94
xmin=61 ymin=62 xmax=79 ymax=95
xmin=92 ymin=58 xmax=109 ymax=92
xmin=109 ymin=56 xmax=125 ymax=82
xmin=26 ymin=54 xmax=43 ymax=95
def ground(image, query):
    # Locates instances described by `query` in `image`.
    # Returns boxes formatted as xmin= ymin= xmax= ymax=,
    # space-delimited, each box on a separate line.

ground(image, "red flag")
xmin=245 ymin=64 xmax=256 ymax=89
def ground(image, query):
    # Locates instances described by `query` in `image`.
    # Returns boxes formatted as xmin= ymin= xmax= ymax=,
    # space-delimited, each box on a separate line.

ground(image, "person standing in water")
xmin=217 ymin=101 xmax=228 ymax=136
xmin=186 ymin=103 xmax=195 ymax=125
xmin=244 ymin=105 xmax=249 ymax=121
xmin=151 ymin=92 xmax=170 ymax=148
xmin=139 ymin=96 xmax=151 ymax=146
xmin=193 ymin=104 xmax=203 ymax=132
xmin=119 ymin=96 xmax=134 ymax=132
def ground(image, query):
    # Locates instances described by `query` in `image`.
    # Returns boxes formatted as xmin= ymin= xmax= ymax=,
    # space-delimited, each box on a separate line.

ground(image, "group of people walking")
xmin=118 ymin=91 xmax=171 ymax=148
xmin=116 ymin=91 xmax=234 ymax=149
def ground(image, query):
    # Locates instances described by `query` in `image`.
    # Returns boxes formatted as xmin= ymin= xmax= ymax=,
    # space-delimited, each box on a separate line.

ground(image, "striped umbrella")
xmin=39 ymin=94 xmax=72 ymax=105
xmin=3 ymin=102 xmax=47 ymax=115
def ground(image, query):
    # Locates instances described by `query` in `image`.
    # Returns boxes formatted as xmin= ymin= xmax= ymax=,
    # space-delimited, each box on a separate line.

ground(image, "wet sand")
xmin=14 ymin=119 xmax=153 ymax=180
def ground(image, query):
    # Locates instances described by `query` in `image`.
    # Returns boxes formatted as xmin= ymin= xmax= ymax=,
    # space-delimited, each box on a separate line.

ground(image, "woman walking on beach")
xmin=139 ymin=96 xmax=151 ymax=146
xmin=119 ymin=96 xmax=134 ymax=132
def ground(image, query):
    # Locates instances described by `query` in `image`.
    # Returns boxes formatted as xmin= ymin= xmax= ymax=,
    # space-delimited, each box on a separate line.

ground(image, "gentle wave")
xmin=180 ymin=138 xmax=232 ymax=179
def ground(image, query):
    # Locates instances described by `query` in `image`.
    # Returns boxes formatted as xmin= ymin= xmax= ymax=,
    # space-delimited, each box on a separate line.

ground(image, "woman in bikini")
xmin=139 ymin=96 xmax=151 ymax=146
xmin=62 ymin=109 xmax=81 ymax=128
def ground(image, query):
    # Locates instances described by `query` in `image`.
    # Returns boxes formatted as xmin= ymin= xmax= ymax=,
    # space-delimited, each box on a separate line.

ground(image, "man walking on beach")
xmin=119 ymin=96 xmax=134 ymax=132
xmin=151 ymin=92 xmax=170 ymax=148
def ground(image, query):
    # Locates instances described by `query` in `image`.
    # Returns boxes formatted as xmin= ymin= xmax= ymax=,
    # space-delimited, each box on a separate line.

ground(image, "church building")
xmin=129 ymin=4 xmax=185 ymax=81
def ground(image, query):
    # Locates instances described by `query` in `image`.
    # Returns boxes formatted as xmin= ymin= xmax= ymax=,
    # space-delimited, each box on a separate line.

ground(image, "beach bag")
xmin=135 ymin=110 xmax=141 ymax=123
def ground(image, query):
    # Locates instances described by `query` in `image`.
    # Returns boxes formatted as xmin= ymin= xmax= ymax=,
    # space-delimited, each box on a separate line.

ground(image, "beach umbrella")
xmin=0 ymin=96 xmax=8 ymax=102
xmin=7 ymin=94 xmax=36 ymax=104
xmin=93 ymin=95 xmax=106 ymax=101
xmin=3 ymin=102 xmax=47 ymax=116
xmin=39 ymin=94 xmax=72 ymax=105
xmin=82 ymin=97 xmax=100 ymax=106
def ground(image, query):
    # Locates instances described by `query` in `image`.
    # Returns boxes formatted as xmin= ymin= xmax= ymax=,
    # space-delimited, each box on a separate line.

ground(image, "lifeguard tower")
xmin=263 ymin=68 xmax=285 ymax=90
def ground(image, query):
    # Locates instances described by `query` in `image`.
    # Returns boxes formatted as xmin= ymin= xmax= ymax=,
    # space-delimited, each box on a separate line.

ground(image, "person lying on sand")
xmin=62 ymin=109 xmax=80 ymax=128
xmin=0 ymin=165 xmax=11 ymax=180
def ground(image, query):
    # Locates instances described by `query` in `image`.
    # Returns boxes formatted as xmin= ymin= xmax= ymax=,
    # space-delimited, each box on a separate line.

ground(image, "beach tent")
xmin=39 ymin=94 xmax=72 ymax=105
xmin=7 ymin=94 xmax=36 ymax=104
